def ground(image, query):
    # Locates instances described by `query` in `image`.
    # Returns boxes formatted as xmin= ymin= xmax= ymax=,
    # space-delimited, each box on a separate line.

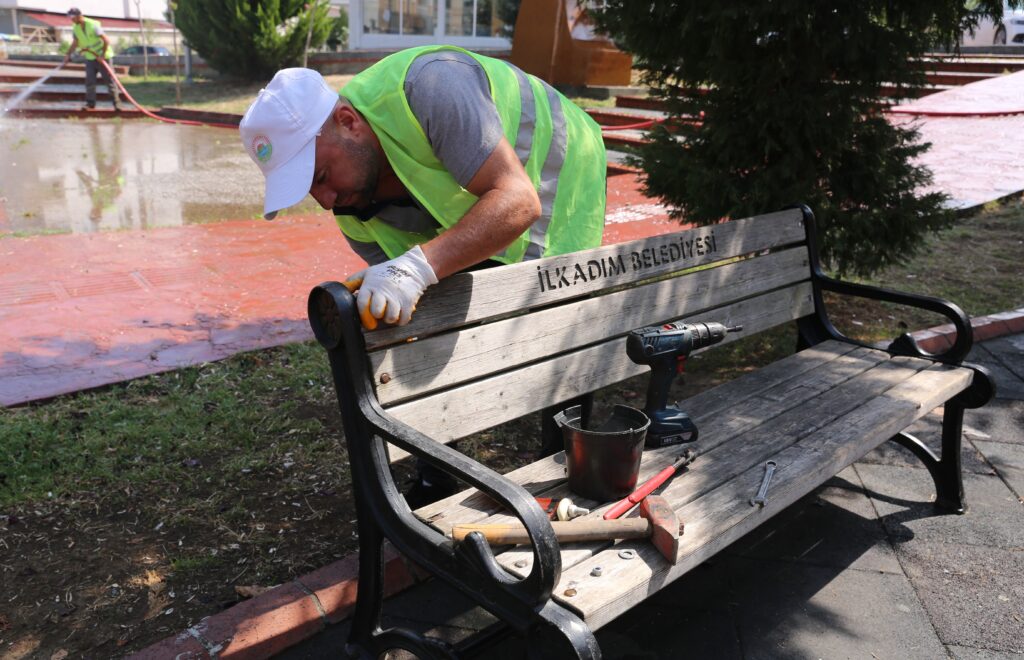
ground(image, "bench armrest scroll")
xmin=309 ymin=281 xmax=562 ymax=607
xmin=815 ymin=275 xmax=973 ymax=364
xmin=794 ymin=205 xmax=973 ymax=365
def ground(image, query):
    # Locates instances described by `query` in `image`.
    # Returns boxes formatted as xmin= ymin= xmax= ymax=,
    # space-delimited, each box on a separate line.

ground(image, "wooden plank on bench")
xmin=365 ymin=209 xmax=807 ymax=349
xmin=451 ymin=350 xmax=927 ymax=576
xmin=386 ymin=283 xmax=815 ymax=461
xmin=374 ymin=247 xmax=810 ymax=405
xmin=551 ymin=362 xmax=973 ymax=629
xmin=413 ymin=340 xmax=863 ymax=529
xmin=442 ymin=352 xmax=934 ymax=572
xmin=416 ymin=341 xmax=880 ymax=533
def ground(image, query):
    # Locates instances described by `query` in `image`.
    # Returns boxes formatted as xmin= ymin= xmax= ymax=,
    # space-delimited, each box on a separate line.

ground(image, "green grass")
xmin=0 ymin=343 xmax=345 ymax=506
xmin=821 ymin=197 xmax=1024 ymax=344
xmin=119 ymin=73 xmax=356 ymax=115
xmin=117 ymin=74 xmax=617 ymax=116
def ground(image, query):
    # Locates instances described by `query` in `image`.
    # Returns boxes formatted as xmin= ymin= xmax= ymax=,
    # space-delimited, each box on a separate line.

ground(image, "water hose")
xmin=94 ymin=56 xmax=238 ymax=130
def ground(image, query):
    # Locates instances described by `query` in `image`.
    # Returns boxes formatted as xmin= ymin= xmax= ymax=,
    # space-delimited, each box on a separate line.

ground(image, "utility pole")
xmin=302 ymin=1 xmax=316 ymax=68
xmin=133 ymin=0 xmax=149 ymax=79
xmin=169 ymin=1 xmax=180 ymax=104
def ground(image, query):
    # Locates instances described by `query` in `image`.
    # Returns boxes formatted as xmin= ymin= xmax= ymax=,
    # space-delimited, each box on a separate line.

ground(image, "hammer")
xmin=450 ymin=495 xmax=682 ymax=564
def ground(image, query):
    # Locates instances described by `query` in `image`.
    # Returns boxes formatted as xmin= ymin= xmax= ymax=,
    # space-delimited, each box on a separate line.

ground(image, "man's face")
xmin=309 ymin=116 xmax=380 ymax=212
xmin=70 ymin=14 xmax=83 ymax=24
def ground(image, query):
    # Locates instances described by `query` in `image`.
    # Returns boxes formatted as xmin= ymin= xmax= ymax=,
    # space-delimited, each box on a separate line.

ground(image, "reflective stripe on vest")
xmin=335 ymin=45 xmax=606 ymax=263
xmin=73 ymin=18 xmax=111 ymax=60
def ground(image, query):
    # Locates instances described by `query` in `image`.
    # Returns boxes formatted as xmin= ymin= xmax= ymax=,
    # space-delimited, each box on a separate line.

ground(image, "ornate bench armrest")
xmin=814 ymin=274 xmax=973 ymax=364
xmin=308 ymin=281 xmax=562 ymax=608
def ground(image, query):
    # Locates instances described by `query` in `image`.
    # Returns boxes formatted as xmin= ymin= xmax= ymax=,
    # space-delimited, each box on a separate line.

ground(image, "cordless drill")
xmin=626 ymin=321 xmax=743 ymax=447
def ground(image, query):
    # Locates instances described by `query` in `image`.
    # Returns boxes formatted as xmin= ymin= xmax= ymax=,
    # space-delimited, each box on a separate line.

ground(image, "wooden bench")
xmin=307 ymin=205 xmax=994 ymax=659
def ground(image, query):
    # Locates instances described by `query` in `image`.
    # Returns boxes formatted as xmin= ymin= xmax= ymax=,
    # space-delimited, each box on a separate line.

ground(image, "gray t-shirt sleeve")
xmin=404 ymin=51 xmax=504 ymax=188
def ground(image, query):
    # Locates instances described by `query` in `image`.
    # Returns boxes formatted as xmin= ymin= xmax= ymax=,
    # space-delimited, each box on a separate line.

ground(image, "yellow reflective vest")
xmin=337 ymin=45 xmax=606 ymax=263
xmin=72 ymin=17 xmax=113 ymax=61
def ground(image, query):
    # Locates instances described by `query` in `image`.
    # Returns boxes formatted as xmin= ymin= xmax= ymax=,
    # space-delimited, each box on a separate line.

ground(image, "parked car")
xmin=962 ymin=1 xmax=1024 ymax=45
xmin=119 ymin=45 xmax=171 ymax=56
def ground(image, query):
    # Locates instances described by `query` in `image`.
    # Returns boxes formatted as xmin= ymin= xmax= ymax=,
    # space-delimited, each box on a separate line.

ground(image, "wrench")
xmin=750 ymin=460 xmax=777 ymax=507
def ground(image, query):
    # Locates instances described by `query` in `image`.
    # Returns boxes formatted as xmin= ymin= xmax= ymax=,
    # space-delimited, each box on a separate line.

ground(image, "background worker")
xmin=240 ymin=46 xmax=607 ymax=503
xmin=63 ymin=7 xmax=122 ymax=112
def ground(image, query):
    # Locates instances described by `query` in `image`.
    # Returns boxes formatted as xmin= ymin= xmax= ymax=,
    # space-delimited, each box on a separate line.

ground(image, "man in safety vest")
xmin=240 ymin=46 xmax=607 ymax=328
xmin=240 ymin=47 xmax=607 ymax=504
xmin=63 ymin=7 xmax=122 ymax=112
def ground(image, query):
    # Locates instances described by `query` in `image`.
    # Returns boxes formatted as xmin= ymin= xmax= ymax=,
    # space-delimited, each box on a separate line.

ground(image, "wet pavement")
xmin=891 ymin=69 xmax=1024 ymax=209
xmin=0 ymin=118 xmax=281 ymax=234
xmin=2 ymin=64 xmax=1024 ymax=406
xmin=0 ymin=118 xmax=675 ymax=406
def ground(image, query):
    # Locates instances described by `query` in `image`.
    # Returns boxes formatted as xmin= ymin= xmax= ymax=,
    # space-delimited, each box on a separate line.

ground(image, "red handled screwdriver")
xmin=603 ymin=449 xmax=697 ymax=520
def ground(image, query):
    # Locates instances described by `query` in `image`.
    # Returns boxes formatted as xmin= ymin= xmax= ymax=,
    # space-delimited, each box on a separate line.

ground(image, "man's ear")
xmin=334 ymin=103 xmax=362 ymax=137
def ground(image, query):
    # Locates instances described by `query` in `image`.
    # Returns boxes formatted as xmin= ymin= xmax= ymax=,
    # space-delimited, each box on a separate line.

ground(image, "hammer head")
xmin=639 ymin=495 xmax=682 ymax=564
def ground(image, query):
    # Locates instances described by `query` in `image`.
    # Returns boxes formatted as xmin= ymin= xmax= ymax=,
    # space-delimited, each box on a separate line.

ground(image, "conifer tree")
xmin=592 ymin=1 xmax=1014 ymax=275
xmin=176 ymin=0 xmax=332 ymax=80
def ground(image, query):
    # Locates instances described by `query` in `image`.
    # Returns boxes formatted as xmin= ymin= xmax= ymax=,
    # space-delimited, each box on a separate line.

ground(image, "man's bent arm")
xmin=419 ymin=138 xmax=541 ymax=280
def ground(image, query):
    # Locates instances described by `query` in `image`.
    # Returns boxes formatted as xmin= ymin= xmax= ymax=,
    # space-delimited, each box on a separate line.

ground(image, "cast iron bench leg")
xmin=889 ymin=365 xmax=995 ymax=514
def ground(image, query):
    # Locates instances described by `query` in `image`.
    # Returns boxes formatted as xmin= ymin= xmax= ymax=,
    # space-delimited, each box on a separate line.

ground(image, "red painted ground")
xmin=0 ymin=172 xmax=680 ymax=406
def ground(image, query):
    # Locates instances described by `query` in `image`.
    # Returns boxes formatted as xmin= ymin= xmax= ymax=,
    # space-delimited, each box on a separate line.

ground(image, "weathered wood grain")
xmin=412 ymin=341 xmax=860 ymax=529
xmin=386 ymin=284 xmax=815 ymax=462
xmin=373 ymin=248 xmax=810 ymax=405
xmin=365 ymin=209 xmax=807 ymax=349
xmin=420 ymin=343 xmax=886 ymax=536
xmin=550 ymin=363 xmax=973 ymax=627
xmin=439 ymin=351 xmax=924 ymax=577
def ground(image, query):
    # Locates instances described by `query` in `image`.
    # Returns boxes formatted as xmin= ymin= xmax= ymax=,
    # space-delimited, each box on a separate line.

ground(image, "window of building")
xmin=363 ymin=0 xmax=436 ymax=35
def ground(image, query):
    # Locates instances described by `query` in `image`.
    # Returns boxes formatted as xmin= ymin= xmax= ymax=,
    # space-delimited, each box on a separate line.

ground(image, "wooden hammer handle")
xmin=451 ymin=519 xmax=651 ymax=545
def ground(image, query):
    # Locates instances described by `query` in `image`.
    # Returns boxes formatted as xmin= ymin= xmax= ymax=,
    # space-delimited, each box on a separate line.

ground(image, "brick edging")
xmin=899 ymin=307 xmax=1024 ymax=354
xmin=129 ymin=543 xmax=430 ymax=659
xmin=133 ymin=306 xmax=1024 ymax=659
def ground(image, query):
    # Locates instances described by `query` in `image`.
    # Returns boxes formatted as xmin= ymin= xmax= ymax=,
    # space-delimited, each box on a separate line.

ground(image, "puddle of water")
xmin=0 ymin=118 xmax=322 ymax=235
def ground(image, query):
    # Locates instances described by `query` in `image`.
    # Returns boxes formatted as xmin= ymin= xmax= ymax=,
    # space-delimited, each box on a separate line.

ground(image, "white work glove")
xmin=343 ymin=245 xmax=438 ymax=329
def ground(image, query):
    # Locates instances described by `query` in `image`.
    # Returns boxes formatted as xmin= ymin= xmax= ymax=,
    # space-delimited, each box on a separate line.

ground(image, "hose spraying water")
xmin=1 ymin=61 xmax=66 ymax=115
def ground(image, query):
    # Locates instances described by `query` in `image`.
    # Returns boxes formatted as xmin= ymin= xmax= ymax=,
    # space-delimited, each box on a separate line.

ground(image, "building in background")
xmin=348 ymin=0 xmax=511 ymax=50
xmin=0 ymin=0 xmax=175 ymax=47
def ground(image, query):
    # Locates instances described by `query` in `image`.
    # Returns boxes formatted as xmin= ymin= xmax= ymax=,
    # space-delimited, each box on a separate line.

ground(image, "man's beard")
xmin=338 ymin=134 xmax=379 ymax=207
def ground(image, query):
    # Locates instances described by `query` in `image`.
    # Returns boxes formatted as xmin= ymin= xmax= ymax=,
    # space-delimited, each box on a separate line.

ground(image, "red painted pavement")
xmin=0 ymin=172 xmax=681 ymax=406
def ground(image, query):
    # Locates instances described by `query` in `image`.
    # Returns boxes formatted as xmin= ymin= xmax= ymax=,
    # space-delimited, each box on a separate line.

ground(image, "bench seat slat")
xmin=491 ymin=353 xmax=934 ymax=576
xmin=365 ymin=209 xmax=807 ymax=349
xmin=374 ymin=247 xmax=810 ymax=405
xmin=417 ymin=341 xmax=881 ymax=534
xmin=550 ymin=362 xmax=973 ymax=628
xmin=386 ymin=283 xmax=815 ymax=462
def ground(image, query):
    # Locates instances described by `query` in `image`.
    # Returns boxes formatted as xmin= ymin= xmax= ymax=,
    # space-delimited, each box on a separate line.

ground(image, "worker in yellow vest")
xmin=241 ymin=47 xmax=607 ymax=505
xmin=240 ymin=46 xmax=607 ymax=327
xmin=63 ymin=7 xmax=122 ymax=112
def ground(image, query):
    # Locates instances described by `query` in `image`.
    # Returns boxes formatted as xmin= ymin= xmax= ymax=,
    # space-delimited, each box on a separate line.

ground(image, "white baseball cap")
xmin=240 ymin=68 xmax=339 ymax=220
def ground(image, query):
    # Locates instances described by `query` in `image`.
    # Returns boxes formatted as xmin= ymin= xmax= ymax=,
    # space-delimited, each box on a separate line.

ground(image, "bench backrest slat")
xmin=364 ymin=209 xmax=807 ymax=350
xmin=373 ymin=246 xmax=811 ymax=405
xmin=384 ymin=282 xmax=814 ymax=463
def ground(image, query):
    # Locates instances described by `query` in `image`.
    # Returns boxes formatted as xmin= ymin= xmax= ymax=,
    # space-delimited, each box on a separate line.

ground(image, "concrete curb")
xmin=133 ymin=307 xmax=1024 ymax=659
xmin=899 ymin=307 xmax=1024 ymax=354
xmin=128 ymin=543 xmax=431 ymax=660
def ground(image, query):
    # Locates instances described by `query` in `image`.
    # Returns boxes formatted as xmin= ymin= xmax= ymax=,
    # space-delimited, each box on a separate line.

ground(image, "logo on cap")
xmin=252 ymin=135 xmax=273 ymax=164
